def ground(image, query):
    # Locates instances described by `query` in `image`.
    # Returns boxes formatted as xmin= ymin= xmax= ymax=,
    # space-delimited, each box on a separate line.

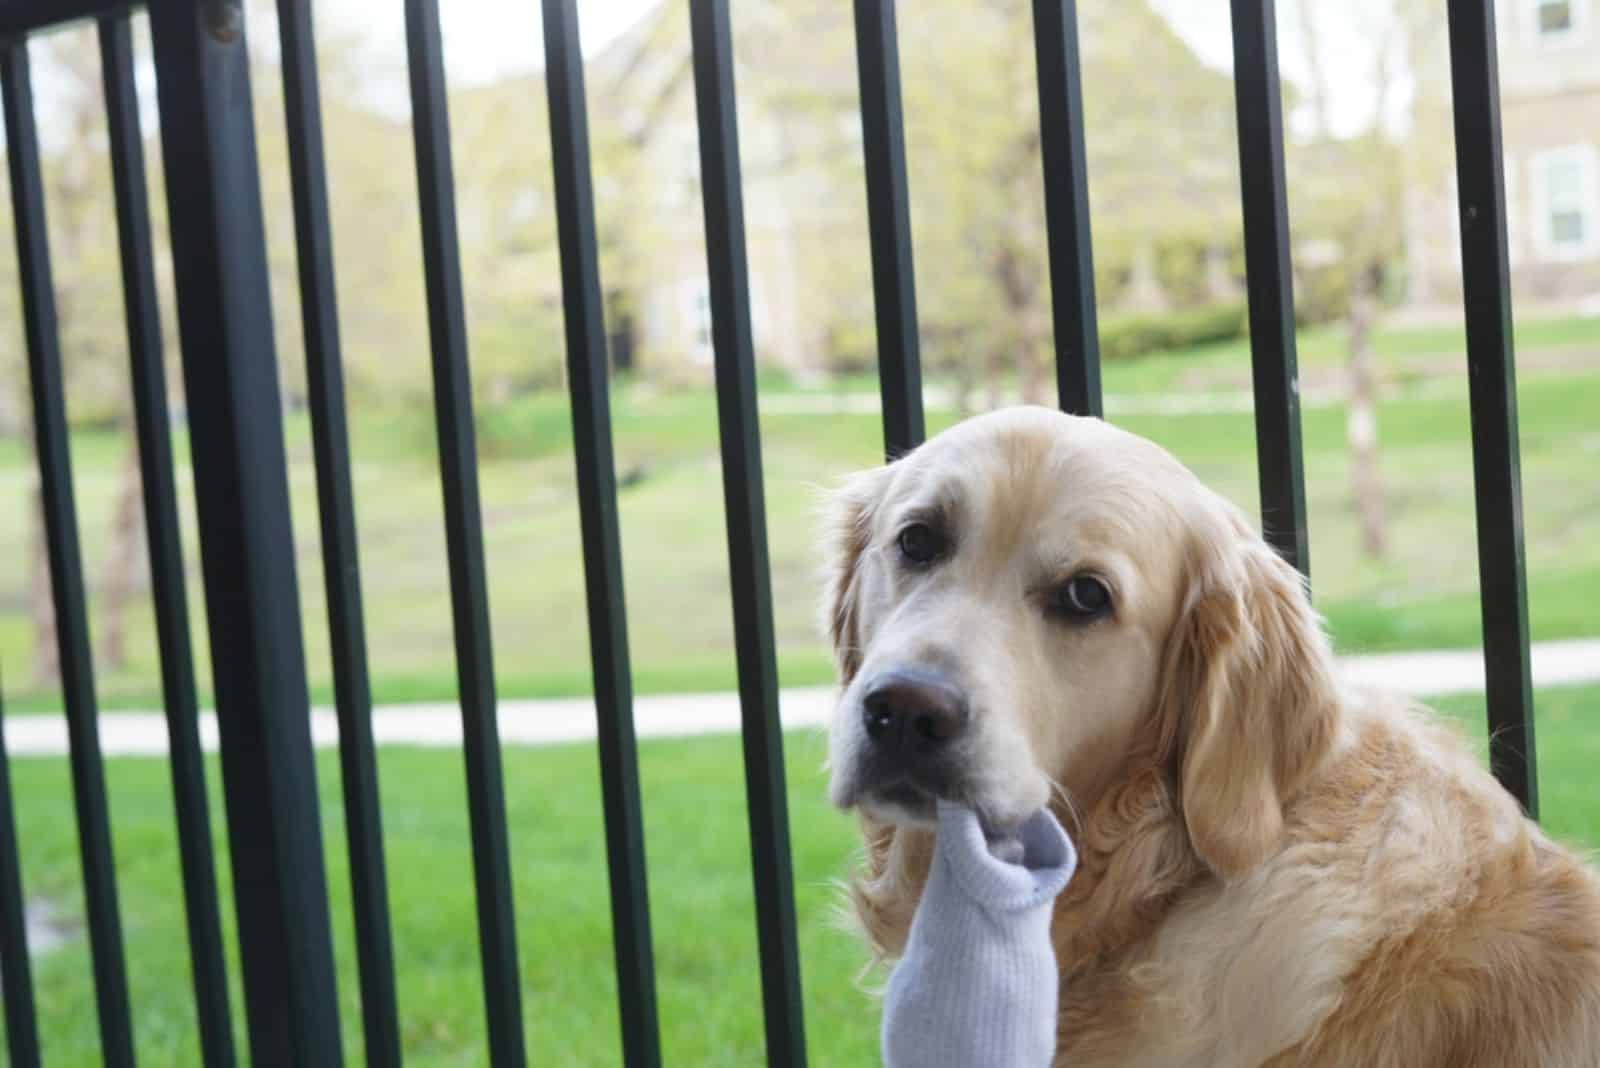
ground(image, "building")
xmin=587 ymin=2 xmax=836 ymax=381
xmin=1405 ymin=0 xmax=1600 ymax=311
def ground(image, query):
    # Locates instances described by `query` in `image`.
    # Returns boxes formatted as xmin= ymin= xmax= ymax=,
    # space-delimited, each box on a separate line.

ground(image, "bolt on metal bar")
xmin=1228 ymin=0 xmax=1310 ymax=579
xmin=1032 ymin=0 xmax=1102 ymax=417
xmin=98 ymin=13 xmax=237 ymax=1066
xmin=687 ymin=3 xmax=809 ymax=1064
xmin=0 ymin=681 xmax=42 ymax=1068
xmin=1444 ymin=0 xmax=1537 ymax=815
xmin=0 ymin=40 xmax=135 ymax=1068
xmin=541 ymin=1 xmax=662 ymax=1063
xmin=146 ymin=1 xmax=344 ymax=1061
xmin=402 ymin=0 xmax=527 ymax=1060
xmin=853 ymin=0 xmax=924 ymax=458
xmin=274 ymin=0 xmax=403 ymax=1057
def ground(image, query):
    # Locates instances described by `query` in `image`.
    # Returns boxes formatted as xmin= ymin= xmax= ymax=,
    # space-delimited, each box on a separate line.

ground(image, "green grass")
xmin=2 ymin=727 xmax=875 ymax=1065
xmin=4 ymin=685 xmax=1597 ymax=1064
xmin=1434 ymin=686 xmax=1600 ymax=846
xmin=0 ymin=313 xmax=1597 ymax=712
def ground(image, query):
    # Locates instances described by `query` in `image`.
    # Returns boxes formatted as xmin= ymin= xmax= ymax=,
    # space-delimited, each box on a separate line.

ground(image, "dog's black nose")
xmin=861 ymin=668 xmax=969 ymax=752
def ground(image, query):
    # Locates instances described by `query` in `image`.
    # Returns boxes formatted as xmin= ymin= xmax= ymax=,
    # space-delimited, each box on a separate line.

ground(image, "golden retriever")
xmin=822 ymin=406 xmax=1600 ymax=1067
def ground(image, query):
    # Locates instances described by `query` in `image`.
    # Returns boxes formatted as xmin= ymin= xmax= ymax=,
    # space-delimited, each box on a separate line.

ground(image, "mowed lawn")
xmin=0 ymin=315 xmax=1598 ymax=712
xmin=2 ymin=684 xmax=1598 ymax=1064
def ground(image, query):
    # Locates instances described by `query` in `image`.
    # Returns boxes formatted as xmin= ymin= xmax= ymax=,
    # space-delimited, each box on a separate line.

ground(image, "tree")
xmin=1288 ymin=0 xmax=1445 ymax=559
xmin=750 ymin=0 xmax=1244 ymax=400
xmin=2 ymin=10 xmax=415 ymax=688
xmin=0 ymin=25 xmax=139 ymax=685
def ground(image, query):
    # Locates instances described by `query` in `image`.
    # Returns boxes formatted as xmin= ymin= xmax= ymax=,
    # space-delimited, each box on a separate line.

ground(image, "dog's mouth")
xmin=836 ymin=750 xmax=1046 ymax=832
xmin=849 ymin=762 xmax=982 ymax=824
xmin=858 ymin=778 xmax=939 ymax=823
xmin=832 ymin=727 xmax=980 ymax=823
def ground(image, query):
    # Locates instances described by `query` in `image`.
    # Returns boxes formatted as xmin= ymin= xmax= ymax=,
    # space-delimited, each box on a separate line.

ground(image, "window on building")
xmin=1531 ymin=0 xmax=1586 ymax=42
xmin=681 ymin=135 xmax=701 ymax=194
xmin=683 ymin=282 xmax=768 ymax=362
xmin=836 ymin=112 xmax=864 ymax=149
xmin=508 ymin=189 xmax=540 ymax=225
xmin=1532 ymin=147 xmax=1598 ymax=260
xmin=664 ymin=128 xmax=702 ymax=207
xmin=1507 ymin=163 xmax=1523 ymax=264
xmin=689 ymin=282 xmax=713 ymax=364
xmin=1538 ymin=0 xmax=1574 ymax=34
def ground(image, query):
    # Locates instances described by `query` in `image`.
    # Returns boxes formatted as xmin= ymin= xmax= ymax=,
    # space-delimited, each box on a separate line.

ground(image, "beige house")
xmin=1406 ymin=0 xmax=1600 ymax=311
xmin=589 ymin=3 xmax=832 ymax=381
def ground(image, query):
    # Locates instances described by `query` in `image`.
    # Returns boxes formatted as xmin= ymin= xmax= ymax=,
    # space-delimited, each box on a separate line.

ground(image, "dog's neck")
xmin=1049 ymin=757 xmax=1206 ymax=980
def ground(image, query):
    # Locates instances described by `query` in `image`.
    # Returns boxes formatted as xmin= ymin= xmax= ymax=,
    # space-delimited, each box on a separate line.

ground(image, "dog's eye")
xmin=897 ymin=522 xmax=946 ymax=566
xmin=1048 ymin=575 xmax=1112 ymax=621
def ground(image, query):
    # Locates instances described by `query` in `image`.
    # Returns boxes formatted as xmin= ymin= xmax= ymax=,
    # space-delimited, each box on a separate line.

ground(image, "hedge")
xmin=1098 ymin=300 xmax=1248 ymax=362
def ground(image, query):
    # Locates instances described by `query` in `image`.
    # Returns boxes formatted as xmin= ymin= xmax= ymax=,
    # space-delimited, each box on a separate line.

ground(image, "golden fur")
xmin=824 ymin=407 xmax=1600 ymax=1067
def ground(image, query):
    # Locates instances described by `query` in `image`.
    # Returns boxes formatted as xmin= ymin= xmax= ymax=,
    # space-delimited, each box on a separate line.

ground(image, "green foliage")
xmin=0 ymin=0 xmax=1436 ymax=419
xmin=0 ymin=24 xmax=139 ymax=431
xmin=1294 ymin=257 xmax=1356 ymax=327
xmin=1099 ymin=301 xmax=1248 ymax=362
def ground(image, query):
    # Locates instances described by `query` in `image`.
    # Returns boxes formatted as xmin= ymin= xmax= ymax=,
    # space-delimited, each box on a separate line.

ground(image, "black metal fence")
xmin=0 ymin=0 xmax=1536 ymax=1064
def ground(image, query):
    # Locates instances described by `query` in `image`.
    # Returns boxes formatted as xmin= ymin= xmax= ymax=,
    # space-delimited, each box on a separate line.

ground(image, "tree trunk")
xmin=1013 ymin=276 xmax=1049 ymax=407
xmin=28 ymin=477 xmax=58 ymax=689
xmin=985 ymin=345 xmax=1007 ymax=411
xmin=952 ymin=355 xmax=977 ymax=418
xmin=1017 ymin=314 xmax=1048 ymax=407
xmin=1345 ymin=279 xmax=1387 ymax=558
xmin=98 ymin=445 xmax=145 ymax=673
xmin=1125 ymin=241 xmax=1171 ymax=313
xmin=991 ymin=244 xmax=1050 ymax=407
xmin=1204 ymin=244 xmax=1238 ymax=302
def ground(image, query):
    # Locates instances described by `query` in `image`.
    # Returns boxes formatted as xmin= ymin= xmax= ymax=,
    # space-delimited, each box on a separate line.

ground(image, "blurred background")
xmin=1 ymin=0 xmax=1596 ymax=1063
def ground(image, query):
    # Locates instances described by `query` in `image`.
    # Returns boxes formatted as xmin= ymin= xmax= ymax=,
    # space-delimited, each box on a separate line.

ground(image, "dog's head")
xmin=823 ymin=406 xmax=1339 ymax=880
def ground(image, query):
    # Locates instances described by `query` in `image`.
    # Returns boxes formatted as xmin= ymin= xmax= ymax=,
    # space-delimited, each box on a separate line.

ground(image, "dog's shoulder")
xmin=1267 ymin=689 xmax=1600 ymax=1066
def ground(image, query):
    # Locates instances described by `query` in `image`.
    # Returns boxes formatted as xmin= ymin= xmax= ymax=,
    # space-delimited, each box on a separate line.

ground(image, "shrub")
xmin=1098 ymin=300 xmax=1249 ymax=361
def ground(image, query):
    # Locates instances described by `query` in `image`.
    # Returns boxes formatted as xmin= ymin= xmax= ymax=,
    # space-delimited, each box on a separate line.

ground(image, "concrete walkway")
xmin=5 ymin=639 xmax=1597 ymax=758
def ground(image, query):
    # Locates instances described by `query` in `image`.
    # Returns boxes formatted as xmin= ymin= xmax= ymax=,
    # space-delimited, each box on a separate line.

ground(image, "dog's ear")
xmin=819 ymin=466 xmax=890 ymax=685
xmin=1157 ymin=525 xmax=1340 ymax=880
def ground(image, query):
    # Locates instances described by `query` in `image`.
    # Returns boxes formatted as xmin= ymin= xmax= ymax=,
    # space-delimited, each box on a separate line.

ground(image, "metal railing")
xmin=0 ymin=0 xmax=1536 ymax=1065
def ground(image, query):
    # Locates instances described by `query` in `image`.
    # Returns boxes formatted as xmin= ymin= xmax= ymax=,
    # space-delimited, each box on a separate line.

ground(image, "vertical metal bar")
xmin=1445 ymin=0 xmax=1536 ymax=815
xmin=1032 ymin=0 xmax=1102 ymax=417
xmin=275 ymin=0 xmax=404 ymax=1057
xmin=402 ymin=1 xmax=527 ymax=1061
xmin=147 ymin=2 xmax=344 ymax=1063
xmin=1228 ymin=0 xmax=1310 ymax=577
xmin=540 ymin=2 xmax=661 ymax=1064
xmin=98 ymin=14 xmax=237 ymax=1066
xmin=852 ymin=0 xmax=924 ymax=458
xmin=0 ymin=683 xmax=42 ymax=1068
xmin=0 ymin=41 xmax=135 ymax=1068
xmin=687 ymin=4 xmax=808 ymax=1065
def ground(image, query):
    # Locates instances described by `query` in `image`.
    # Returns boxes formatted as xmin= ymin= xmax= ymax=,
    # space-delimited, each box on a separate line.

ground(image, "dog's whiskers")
xmin=1046 ymin=775 xmax=1084 ymax=838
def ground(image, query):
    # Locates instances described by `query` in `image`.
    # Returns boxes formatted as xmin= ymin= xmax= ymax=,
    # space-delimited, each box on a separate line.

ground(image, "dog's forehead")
xmin=898 ymin=408 xmax=1191 ymax=519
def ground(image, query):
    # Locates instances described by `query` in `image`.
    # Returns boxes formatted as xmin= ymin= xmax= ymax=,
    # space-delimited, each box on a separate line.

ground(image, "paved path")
xmin=5 ymin=640 xmax=1597 ymax=758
